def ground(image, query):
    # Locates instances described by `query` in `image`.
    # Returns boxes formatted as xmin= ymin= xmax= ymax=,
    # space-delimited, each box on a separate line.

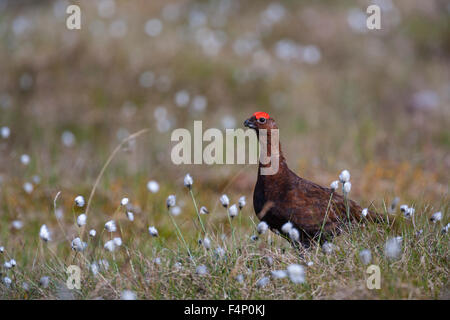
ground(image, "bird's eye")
xmin=258 ymin=117 xmax=266 ymax=124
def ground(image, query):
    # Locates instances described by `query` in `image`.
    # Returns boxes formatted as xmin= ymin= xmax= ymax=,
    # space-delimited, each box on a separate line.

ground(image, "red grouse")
xmin=244 ymin=112 xmax=380 ymax=245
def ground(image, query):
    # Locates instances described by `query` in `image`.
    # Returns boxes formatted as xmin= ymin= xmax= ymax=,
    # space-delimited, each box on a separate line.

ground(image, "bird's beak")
xmin=244 ymin=118 xmax=257 ymax=129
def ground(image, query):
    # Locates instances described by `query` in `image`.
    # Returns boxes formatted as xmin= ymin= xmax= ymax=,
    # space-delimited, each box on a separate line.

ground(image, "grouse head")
xmin=244 ymin=111 xmax=278 ymax=133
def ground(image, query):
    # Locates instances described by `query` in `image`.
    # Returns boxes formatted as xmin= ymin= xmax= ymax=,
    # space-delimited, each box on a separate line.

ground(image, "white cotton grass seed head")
xmin=384 ymin=237 xmax=402 ymax=261
xmin=256 ymin=277 xmax=270 ymax=288
xmin=0 ymin=246 xmax=4 ymax=253
xmin=153 ymin=257 xmax=161 ymax=265
xmin=148 ymin=226 xmax=158 ymax=237
xmin=404 ymin=207 xmax=415 ymax=219
xmin=257 ymin=221 xmax=268 ymax=234
xmin=430 ymin=211 xmax=442 ymax=223
xmin=23 ymin=182 xmax=33 ymax=194
xmin=289 ymin=228 xmax=300 ymax=242
xmin=39 ymin=224 xmax=51 ymax=242
xmin=322 ymin=242 xmax=334 ymax=254
xmin=330 ymin=180 xmax=339 ymax=191
xmin=287 ymin=264 xmax=306 ymax=284
xmin=264 ymin=256 xmax=274 ymax=267
xmin=170 ymin=206 xmax=181 ymax=216
xmin=271 ymin=270 xmax=287 ymax=279
xmin=166 ymin=194 xmax=176 ymax=208
xmin=202 ymin=237 xmax=211 ymax=249
xmin=220 ymin=194 xmax=229 ymax=208
xmin=9 ymin=259 xmax=16 ymax=267
xmin=215 ymin=246 xmax=225 ymax=258
xmin=113 ymin=237 xmax=122 ymax=246
xmin=121 ymin=290 xmax=137 ymax=300
xmin=339 ymin=170 xmax=350 ymax=183
xmin=105 ymin=220 xmax=117 ymax=232
xmin=343 ymin=181 xmax=352 ymax=194
xmin=20 ymin=154 xmax=30 ymax=165
xmin=359 ymin=249 xmax=372 ymax=265
xmin=196 ymin=264 xmax=208 ymax=276
xmin=74 ymin=195 xmax=85 ymax=207
xmin=307 ymin=261 xmax=314 ymax=267
xmin=183 ymin=173 xmax=193 ymax=188
xmin=77 ymin=214 xmax=87 ymax=227
xmin=104 ymin=240 xmax=116 ymax=252
xmin=362 ymin=208 xmax=368 ymax=217
xmin=400 ymin=205 xmax=409 ymax=213
xmin=39 ymin=276 xmax=50 ymax=288
xmin=1 ymin=126 xmax=10 ymax=139
xmin=12 ymin=220 xmax=24 ymax=230
xmin=126 ymin=211 xmax=134 ymax=221
xmin=281 ymin=221 xmax=293 ymax=234
xmin=441 ymin=223 xmax=450 ymax=234
xmin=238 ymin=196 xmax=246 ymax=209
xmin=4 ymin=261 xmax=12 ymax=269
xmin=120 ymin=197 xmax=129 ymax=206
xmin=89 ymin=229 xmax=96 ymax=237
xmin=200 ymin=206 xmax=209 ymax=215
xmin=228 ymin=204 xmax=238 ymax=218
xmin=235 ymin=274 xmax=244 ymax=283
xmin=3 ymin=277 xmax=12 ymax=288
xmin=90 ymin=262 xmax=99 ymax=276
xmin=71 ymin=237 xmax=87 ymax=252
xmin=147 ymin=180 xmax=160 ymax=193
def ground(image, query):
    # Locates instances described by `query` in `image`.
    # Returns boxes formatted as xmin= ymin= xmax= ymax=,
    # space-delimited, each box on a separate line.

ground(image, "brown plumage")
xmin=244 ymin=112 xmax=381 ymax=245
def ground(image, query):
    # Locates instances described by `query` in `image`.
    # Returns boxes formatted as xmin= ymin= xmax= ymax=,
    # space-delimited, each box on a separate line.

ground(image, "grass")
xmin=0 ymin=0 xmax=449 ymax=299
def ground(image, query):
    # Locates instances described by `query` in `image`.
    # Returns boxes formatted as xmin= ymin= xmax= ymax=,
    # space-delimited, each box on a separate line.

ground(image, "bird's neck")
xmin=257 ymin=129 xmax=289 ymax=178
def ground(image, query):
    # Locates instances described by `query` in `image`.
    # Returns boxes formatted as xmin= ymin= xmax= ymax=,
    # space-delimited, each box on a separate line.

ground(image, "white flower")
xmin=322 ymin=242 xmax=334 ymax=254
xmin=89 ymin=229 xmax=96 ymax=237
xmin=256 ymin=277 xmax=270 ymax=288
xmin=196 ymin=264 xmax=208 ymax=276
xmin=105 ymin=220 xmax=117 ymax=232
xmin=228 ymin=204 xmax=238 ymax=218
xmin=23 ymin=182 xmax=33 ymax=194
xmin=330 ymin=180 xmax=339 ymax=191
xmin=289 ymin=228 xmax=300 ymax=242
xmin=3 ymin=277 xmax=12 ymax=288
xmin=170 ymin=206 xmax=181 ymax=216
xmin=126 ymin=211 xmax=134 ymax=221
xmin=20 ymin=154 xmax=30 ymax=165
xmin=215 ymin=246 xmax=225 ymax=258
xmin=430 ymin=211 xmax=442 ymax=223
xmin=104 ymin=240 xmax=116 ymax=252
xmin=384 ymin=237 xmax=402 ymax=260
xmin=287 ymin=264 xmax=305 ymax=284
xmin=271 ymin=270 xmax=287 ymax=279
xmin=12 ymin=220 xmax=23 ymax=230
xmin=202 ymin=237 xmax=211 ymax=249
xmin=359 ymin=249 xmax=372 ymax=265
xmin=147 ymin=180 xmax=160 ymax=193
xmin=148 ymin=226 xmax=159 ymax=237
xmin=77 ymin=214 xmax=87 ymax=227
xmin=339 ymin=170 xmax=350 ymax=183
xmin=199 ymin=206 xmax=209 ymax=215
xmin=74 ymin=195 xmax=85 ymax=207
xmin=113 ymin=237 xmax=122 ymax=246
xmin=120 ymin=197 xmax=129 ymax=206
xmin=362 ymin=208 xmax=368 ymax=217
xmin=90 ymin=262 xmax=99 ymax=276
xmin=166 ymin=195 xmax=176 ymax=208
xmin=400 ymin=204 xmax=409 ymax=213
xmin=183 ymin=173 xmax=193 ymax=188
xmin=71 ymin=237 xmax=87 ymax=252
xmin=238 ymin=196 xmax=246 ymax=209
xmin=121 ymin=290 xmax=137 ymax=300
xmin=257 ymin=221 xmax=268 ymax=234
xmin=343 ymin=181 xmax=352 ymax=194
xmin=220 ymin=194 xmax=230 ymax=208
xmin=1 ymin=126 xmax=10 ymax=139
xmin=39 ymin=224 xmax=51 ymax=242
xmin=404 ymin=207 xmax=415 ymax=219
xmin=281 ymin=221 xmax=293 ymax=234
xmin=39 ymin=276 xmax=50 ymax=288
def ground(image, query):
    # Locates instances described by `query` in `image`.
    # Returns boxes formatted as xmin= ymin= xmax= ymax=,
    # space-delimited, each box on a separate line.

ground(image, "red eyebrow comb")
xmin=253 ymin=111 xmax=270 ymax=119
